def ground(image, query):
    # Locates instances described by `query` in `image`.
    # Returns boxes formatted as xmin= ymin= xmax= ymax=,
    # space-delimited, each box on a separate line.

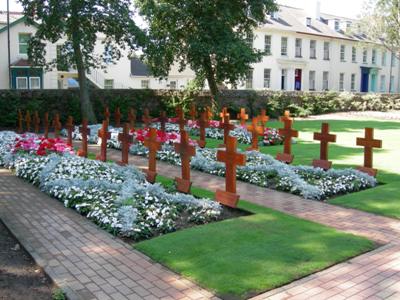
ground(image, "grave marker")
xmin=277 ymin=117 xmax=298 ymax=164
xmin=118 ymin=123 xmax=133 ymax=166
xmin=258 ymin=109 xmax=269 ymax=131
xmin=312 ymin=123 xmax=337 ymax=170
xmin=17 ymin=110 xmax=23 ymax=133
xmin=246 ymin=117 xmax=263 ymax=151
xmin=143 ymin=128 xmax=162 ymax=183
xmin=65 ymin=116 xmax=74 ymax=145
xmin=142 ymin=108 xmax=152 ymax=128
xmin=174 ymin=130 xmax=196 ymax=193
xmin=176 ymin=106 xmax=186 ymax=132
xmin=43 ymin=112 xmax=49 ymax=138
xmin=96 ymin=120 xmax=111 ymax=162
xmin=237 ymin=108 xmax=248 ymax=126
xmin=25 ymin=111 xmax=31 ymax=132
xmin=52 ymin=114 xmax=62 ymax=138
xmin=114 ymin=107 xmax=121 ymax=128
xmin=219 ymin=114 xmax=234 ymax=147
xmin=197 ymin=111 xmax=209 ymax=148
xmin=77 ymin=119 xmax=90 ymax=158
xmin=190 ymin=103 xmax=197 ymax=121
xmin=206 ymin=106 xmax=213 ymax=120
xmin=215 ymin=136 xmax=246 ymax=208
xmin=159 ymin=111 xmax=168 ymax=133
xmin=219 ymin=107 xmax=229 ymax=122
xmin=356 ymin=128 xmax=382 ymax=177
xmin=104 ymin=107 xmax=111 ymax=124
xmin=33 ymin=111 xmax=40 ymax=134
xmin=128 ymin=108 xmax=136 ymax=130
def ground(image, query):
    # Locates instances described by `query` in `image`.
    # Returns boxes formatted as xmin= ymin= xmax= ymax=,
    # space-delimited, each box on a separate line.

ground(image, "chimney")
xmin=305 ymin=0 xmax=321 ymax=20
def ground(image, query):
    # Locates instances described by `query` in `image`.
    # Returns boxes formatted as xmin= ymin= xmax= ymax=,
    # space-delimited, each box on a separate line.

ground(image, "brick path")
xmin=0 ymin=169 xmax=217 ymax=300
xmin=84 ymin=143 xmax=400 ymax=299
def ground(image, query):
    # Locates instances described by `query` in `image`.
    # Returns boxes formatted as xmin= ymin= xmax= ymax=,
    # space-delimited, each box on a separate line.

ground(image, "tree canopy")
xmin=136 ymin=0 xmax=277 ymax=98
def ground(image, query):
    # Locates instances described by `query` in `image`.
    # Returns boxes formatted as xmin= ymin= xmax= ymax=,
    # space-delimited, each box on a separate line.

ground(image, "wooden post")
xmin=176 ymin=106 xmax=186 ymax=132
xmin=219 ymin=113 xmax=234 ymax=147
xmin=246 ymin=117 xmax=263 ymax=151
xmin=219 ymin=107 xmax=229 ymax=122
xmin=258 ymin=109 xmax=270 ymax=132
xmin=143 ymin=128 xmax=162 ymax=183
xmin=53 ymin=114 xmax=62 ymax=138
xmin=159 ymin=111 xmax=168 ymax=133
xmin=104 ymin=107 xmax=110 ymax=124
xmin=78 ymin=119 xmax=90 ymax=158
xmin=33 ymin=111 xmax=40 ymax=134
xmin=356 ymin=128 xmax=382 ymax=177
xmin=96 ymin=121 xmax=111 ymax=162
xmin=142 ymin=108 xmax=151 ymax=128
xmin=312 ymin=123 xmax=337 ymax=170
xmin=43 ymin=112 xmax=49 ymax=138
xmin=189 ymin=103 xmax=197 ymax=121
xmin=174 ymin=130 xmax=196 ymax=193
xmin=237 ymin=108 xmax=248 ymax=126
xmin=65 ymin=116 xmax=74 ymax=145
xmin=114 ymin=107 xmax=121 ymax=128
xmin=118 ymin=123 xmax=133 ymax=166
xmin=17 ymin=110 xmax=23 ymax=133
xmin=215 ymin=136 xmax=246 ymax=208
xmin=276 ymin=117 xmax=298 ymax=164
xmin=197 ymin=111 xmax=209 ymax=148
xmin=25 ymin=110 xmax=31 ymax=132
xmin=128 ymin=108 xmax=136 ymax=130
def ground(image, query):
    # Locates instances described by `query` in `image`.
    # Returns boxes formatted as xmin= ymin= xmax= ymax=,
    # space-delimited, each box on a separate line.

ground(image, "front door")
xmin=295 ymin=69 xmax=302 ymax=91
xmin=360 ymin=67 xmax=370 ymax=92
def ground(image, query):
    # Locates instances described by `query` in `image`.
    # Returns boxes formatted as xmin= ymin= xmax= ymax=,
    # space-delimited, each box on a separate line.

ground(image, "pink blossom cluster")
xmin=131 ymin=128 xmax=196 ymax=146
xmin=13 ymin=135 xmax=74 ymax=156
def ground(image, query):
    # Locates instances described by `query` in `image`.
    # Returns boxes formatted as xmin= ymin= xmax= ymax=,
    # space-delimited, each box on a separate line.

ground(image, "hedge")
xmin=1 ymin=89 xmax=400 ymax=128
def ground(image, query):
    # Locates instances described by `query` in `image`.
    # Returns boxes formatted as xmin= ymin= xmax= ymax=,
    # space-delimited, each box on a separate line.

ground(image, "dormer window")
xmin=306 ymin=17 xmax=312 ymax=27
xmin=334 ymin=20 xmax=340 ymax=31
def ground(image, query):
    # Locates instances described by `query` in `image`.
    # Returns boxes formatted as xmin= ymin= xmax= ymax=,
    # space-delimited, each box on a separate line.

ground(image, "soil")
xmin=0 ymin=220 xmax=56 ymax=300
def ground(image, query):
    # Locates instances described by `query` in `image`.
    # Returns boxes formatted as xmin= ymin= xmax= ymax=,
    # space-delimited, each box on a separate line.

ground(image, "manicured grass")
xmin=200 ymin=119 xmax=400 ymax=219
xmin=135 ymin=176 xmax=375 ymax=299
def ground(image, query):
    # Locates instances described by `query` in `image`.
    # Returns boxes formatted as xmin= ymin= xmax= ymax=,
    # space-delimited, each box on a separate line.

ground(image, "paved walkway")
xmin=0 ymin=169 xmax=217 ymax=300
xmin=85 ymin=143 xmax=400 ymax=299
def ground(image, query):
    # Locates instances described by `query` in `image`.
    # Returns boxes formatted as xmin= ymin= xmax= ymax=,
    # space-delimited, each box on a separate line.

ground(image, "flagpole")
xmin=7 ymin=0 xmax=12 ymax=89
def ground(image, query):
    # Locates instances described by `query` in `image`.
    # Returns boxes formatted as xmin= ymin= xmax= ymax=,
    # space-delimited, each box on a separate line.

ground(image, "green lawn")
xmin=197 ymin=119 xmax=400 ymax=219
xmin=136 ymin=176 xmax=374 ymax=299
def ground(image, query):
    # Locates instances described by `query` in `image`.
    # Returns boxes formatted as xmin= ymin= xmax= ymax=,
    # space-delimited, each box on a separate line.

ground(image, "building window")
xmin=264 ymin=35 xmax=272 ymax=55
xmin=309 ymin=71 xmax=316 ymax=91
xmin=390 ymin=76 xmax=395 ymax=93
xmin=141 ymin=80 xmax=149 ymax=89
xmin=169 ymin=81 xmax=177 ymax=89
xmin=372 ymin=49 xmax=377 ymax=64
xmin=310 ymin=40 xmax=316 ymax=59
xmin=295 ymin=38 xmax=302 ymax=57
xmin=263 ymin=69 xmax=271 ymax=88
xmin=352 ymin=47 xmax=357 ymax=63
xmin=391 ymin=53 xmax=396 ymax=67
xmin=104 ymin=79 xmax=114 ymax=89
xmin=334 ymin=20 xmax=340 ymax=31
xmin=29 ymin=77 xmax=41 ymax=89
xmin=16 ymin=77 xmax=28 ymax=89
xmin=246 ymin=33 xmax=254 ymax=47
xmin=323 ymin=42 xmax=330 ymax=60
xmin=281 ymin=37 xmax=288 ymax=56
xmin=339 ymin=73 xmax=345 ymax=91
xmin=351 ymin=74 xmax=356 ymax=91
xmin=322 ymin=71 xmax=329 ymax=90
xmin=245 ymin=70 xmax=253 ymax=89
xmin=380 ymin=75 xmax=386 ymax=92
xmin=18 ymin=33 xmax=31 ymax=55
xmin=363 ymin=49 xmax=368 ymax=63
xmin=340 ymin=45 xmax=346 ymax=62
xmin=382 ymin=51 xmax=387 ymax=66
xmin=281 ymin=69 xmax=287 ymax=90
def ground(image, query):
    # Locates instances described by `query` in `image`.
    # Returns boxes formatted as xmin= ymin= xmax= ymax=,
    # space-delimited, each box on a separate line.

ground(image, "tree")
xmin=136 ymin=0 xmax=277 ymax=100
xmin=20 ymin=0 xmax=146 ymax=122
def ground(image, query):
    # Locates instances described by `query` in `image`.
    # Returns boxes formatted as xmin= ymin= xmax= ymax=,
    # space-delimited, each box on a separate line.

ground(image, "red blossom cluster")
xmin=13 ymin=135 xmax=74 ymax=156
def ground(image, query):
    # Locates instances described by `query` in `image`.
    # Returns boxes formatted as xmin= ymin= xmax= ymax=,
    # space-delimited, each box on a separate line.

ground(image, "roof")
xmin=0 ymin=11 xmax=23 ymax=25
xmin=130 ymin=58 xmax=151 ymax=76
xmin=10 ymin=58 xmax=32 ymax=67
xmin=261 ymin=5 xmax=367 ymax=42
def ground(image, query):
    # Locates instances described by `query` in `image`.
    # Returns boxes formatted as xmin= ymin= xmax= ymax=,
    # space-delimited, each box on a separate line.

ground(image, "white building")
xmin=1 ymin=5 xmax=399 ymax=93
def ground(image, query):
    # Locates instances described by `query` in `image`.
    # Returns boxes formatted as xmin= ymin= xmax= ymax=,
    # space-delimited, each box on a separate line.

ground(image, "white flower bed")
xmin=0 ymin=131 xmax=222 ymax=240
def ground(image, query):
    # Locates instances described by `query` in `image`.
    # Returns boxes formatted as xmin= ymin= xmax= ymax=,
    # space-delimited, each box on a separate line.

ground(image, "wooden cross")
xmin=312 ymin=123 xmax=337 ymax=170
xmin=33 ymin=111 xmax=40 ymax=134
xmin=17 ymin=110 xmax=23 ymax=133
xmin=114 ymin=107 xmax=122 ymax=128
xmin=118 ymin=123 xmax=133 ymax=166
xmin=197 ymin=111 xmax=209 ymax=148
xmin=219 ymin=107 xmax=229 ymax=122
xmin=77 ymin=119 xmax=90 ymax=158
xmin=128 ymin=108 xmax=136 ymax=130
xmin=258 ymin=109 xmax=270 ymax=131
xmin=52 ymin=114 xmax=62 ymax=138
xmin=219 ymin=113 xmax=235 ymax=147
xmin=143 ymin=128 xmax=162 ymax=183
xmin=65 ymin=116 xmax=74 ymax=145
xmin=356 ymin=128 xmax=382 ymax=177
xmin=25 ymin=111 xmax=31 ymax=132
xmin=104 ymin=107 xmax=111 ymax=124
xmin=189 ymin=103 xmax=197 ymax=121
xmin=276 ymin=118 xmax=298 ymax=164
xmin=246 ymin=117 xmax=263 ymax=151
xmin=237 ymin=108 xmax=248 ymax=126
xmin=174 ymin=130 xmax=196 ymax=193
xmin=206 ymin=106 xmax=213 ymax=120
xmin=43 ymin=112 xmax=49 ymax=138
xmin=159 ymin=111 xmax=168 ymax=133
xmin=279 ymin=110 xmax=293 ymax=123
xmin=215 ymin=136 xmax=246 ymax=208
xmin=96 ymin=120 xmax=111 ymax=162
xmin=142 ymin=108 xmax=152 ymax=128
xmin=176 ymin=106 xmax=186 ymax=132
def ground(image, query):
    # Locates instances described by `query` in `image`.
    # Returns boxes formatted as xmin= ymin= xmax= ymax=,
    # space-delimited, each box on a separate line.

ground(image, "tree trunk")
xmin=204 ymin=57 xmax=219 ymax=109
